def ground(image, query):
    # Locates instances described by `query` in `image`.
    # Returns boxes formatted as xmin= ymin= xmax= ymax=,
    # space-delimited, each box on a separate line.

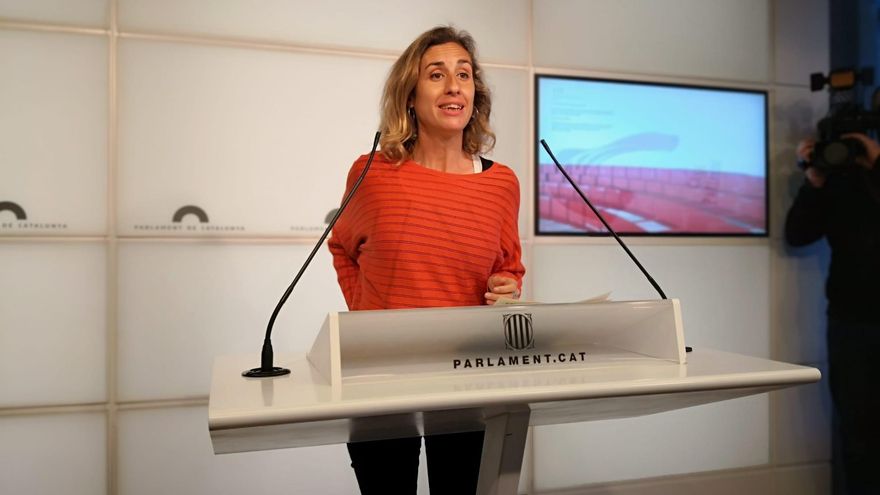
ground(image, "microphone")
xmin=243 ymin=131 xmax=382 ymax=377
xmin=539 ymin=139 xmax=668 ymax=300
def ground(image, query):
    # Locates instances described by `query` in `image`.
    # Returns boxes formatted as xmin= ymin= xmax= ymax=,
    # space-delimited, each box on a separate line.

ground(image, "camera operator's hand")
xmin=796 ymin=138 xmax=826 ymax=188
xmin=805 ymin=167 xmax=826 ymax=188
xmin=841 ymin=133 xmax=880 ymax=169
xmin=796 ymin=138 xmax=816 ymax=163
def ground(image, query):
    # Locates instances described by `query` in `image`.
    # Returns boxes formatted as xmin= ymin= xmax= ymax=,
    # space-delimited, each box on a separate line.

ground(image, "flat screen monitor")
xmin=535 ymin=75 xmax=768 ymax=236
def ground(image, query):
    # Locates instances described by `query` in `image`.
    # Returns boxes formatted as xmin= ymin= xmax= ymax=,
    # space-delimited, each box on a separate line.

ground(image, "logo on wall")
xmin=0 ymin=201 xmax=68 ymax=232
xmin=0 ymin=201 xmax=27 ymax=220
xmin=132 ymin=204 xmax=244 ymax=233
xmin=289 ymin=208 xmax=338 ymax=233
xmin=172 ymin=205 xmax=209 ymax=223
xmin=503 ymin=313 xmax=535 ymax=351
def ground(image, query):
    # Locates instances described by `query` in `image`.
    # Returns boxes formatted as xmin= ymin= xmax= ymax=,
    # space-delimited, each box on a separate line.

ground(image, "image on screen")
xmin=536 ymin=75 xmax=768 ymax=236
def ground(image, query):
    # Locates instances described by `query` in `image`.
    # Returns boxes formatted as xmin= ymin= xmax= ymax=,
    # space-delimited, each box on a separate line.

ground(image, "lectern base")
xmin=241 ymin=366 xmax=290 ymax=378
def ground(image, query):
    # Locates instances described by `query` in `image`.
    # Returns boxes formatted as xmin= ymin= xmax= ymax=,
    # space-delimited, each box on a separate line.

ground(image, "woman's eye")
xmin=458 ymin=72 xmax=471 ymax=80
xmin=430 ymin=73 xmax=443 ymax=80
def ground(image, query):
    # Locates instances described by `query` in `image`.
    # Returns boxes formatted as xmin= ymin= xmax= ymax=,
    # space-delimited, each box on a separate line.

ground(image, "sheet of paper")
xmin=493 ymin=291 xmax=612 ymax=306
xmin=575 ymin=291 xmax=612 ymax=303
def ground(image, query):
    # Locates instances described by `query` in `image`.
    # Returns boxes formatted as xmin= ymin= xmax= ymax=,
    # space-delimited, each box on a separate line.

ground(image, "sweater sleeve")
xmin=784 ymin=179 xmax=827 ymax=247
xmin=491 ymin=170 xmax=526 ymax=288
xmin=327 ymin=158 xmax=367 ymax=309
xmin=328 ymin=232 xmax=360 ymax=309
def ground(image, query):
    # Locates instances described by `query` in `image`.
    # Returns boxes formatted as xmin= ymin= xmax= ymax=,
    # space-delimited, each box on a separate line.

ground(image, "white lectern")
xmin=208 ymin=300 xmax=819 ymax=494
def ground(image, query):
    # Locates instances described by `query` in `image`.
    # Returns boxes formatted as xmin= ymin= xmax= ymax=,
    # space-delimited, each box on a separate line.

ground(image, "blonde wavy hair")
xmin=379 ymin=26 xmax=495 ymax=163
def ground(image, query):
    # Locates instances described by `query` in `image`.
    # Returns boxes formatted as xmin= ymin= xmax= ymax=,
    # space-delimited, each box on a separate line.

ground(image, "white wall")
xmin=0 ymin=1 xmax=831 ymax=494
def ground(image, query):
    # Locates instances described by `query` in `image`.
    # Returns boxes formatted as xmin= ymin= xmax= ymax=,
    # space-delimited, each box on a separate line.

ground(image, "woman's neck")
xmin=411 ymin=131 xmax=472 ymax=174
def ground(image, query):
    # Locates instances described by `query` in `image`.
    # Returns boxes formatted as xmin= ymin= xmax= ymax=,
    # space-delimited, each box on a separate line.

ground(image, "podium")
xmin=208 ymin=300 xmax=820 ymax=494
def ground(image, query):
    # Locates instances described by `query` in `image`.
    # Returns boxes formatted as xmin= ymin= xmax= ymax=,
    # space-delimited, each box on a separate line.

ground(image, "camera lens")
xmin=822 ymin=141 xmax=851 ymax=167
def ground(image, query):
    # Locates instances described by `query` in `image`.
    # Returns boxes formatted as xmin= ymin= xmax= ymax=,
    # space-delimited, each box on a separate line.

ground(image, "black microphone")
xmin=243 ymin=131 xmax=382 ymax=377
xmin=539 ymin=139 xmax=668 ymax=300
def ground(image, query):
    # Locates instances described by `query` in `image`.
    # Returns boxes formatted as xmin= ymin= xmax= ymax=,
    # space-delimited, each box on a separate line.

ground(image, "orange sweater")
xmin=328 ymin=154 xmax=525 ymax=310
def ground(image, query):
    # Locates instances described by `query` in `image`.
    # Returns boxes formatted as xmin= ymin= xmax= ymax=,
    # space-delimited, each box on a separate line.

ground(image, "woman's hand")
xmin=485 ymin=274 xmax=520 ymax=305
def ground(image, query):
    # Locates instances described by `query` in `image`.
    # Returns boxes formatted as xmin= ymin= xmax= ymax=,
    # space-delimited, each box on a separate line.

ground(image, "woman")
xmin=328 ymin=26 xmax=525 ymax=494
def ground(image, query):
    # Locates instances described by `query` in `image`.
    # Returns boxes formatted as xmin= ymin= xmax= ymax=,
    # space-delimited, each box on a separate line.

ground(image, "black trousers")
xmin=827 ymin=317 xmax=880 ymax=495
xmin=347 ymin=430 xmax=485 ymax=495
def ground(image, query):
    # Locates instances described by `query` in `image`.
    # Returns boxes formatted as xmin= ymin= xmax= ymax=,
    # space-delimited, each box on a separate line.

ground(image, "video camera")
xmin=808 ymin=67 xmax=880 ymax=171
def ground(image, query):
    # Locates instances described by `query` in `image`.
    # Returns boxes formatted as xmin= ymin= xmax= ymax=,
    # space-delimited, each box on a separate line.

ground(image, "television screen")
xmin=535 ymin=75 xmax=768 ymax=236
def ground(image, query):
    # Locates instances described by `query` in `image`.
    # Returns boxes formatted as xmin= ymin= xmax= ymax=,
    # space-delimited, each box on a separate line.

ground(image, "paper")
xmin=494 ymin=291 xmax=612 ymax=306
xmin=576 ymin=291 xmax=612 ymax=303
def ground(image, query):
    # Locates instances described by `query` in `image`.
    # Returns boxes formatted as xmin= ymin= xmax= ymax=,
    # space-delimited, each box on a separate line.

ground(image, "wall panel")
xmin=0 ymin=243 xmax=106 ymax=407
xmin=117 ymin=0 xmax=529 ymax=65
xmin=117 ymin=40 xmax=388 ymax=238
xmin=773 ymin=463 xmax=831 ymax=494
xmin=117 ymin=242 xmax=345 ymax=401
xmin=532 ymin=244 xmax=770 ymax=357
xmin=484 ymin=67 xmax=531 ymax=235
xmin=572 ymin=470 xmax=774 ymax=495
xmin=117 ymin=406 xmax=358 ymax=495
xmin=0 ymin=412 xmax=106 ymax=495
xmin=774 ymin=0 xmax=830 ymax=85
xmin=533 ymin=395 xmax=769 ymax=490
xmin=772 ymin=362 xmax=831 ymax=466
xmin=0 ymin=0 xmax=108 ymax=27
xmin=770 ymin=242 xmax=828 ymax=364
xmin=0 ymin=30 xmax=107 ymax=236
xmin=533 ymin=0 xmax=770 ymax=82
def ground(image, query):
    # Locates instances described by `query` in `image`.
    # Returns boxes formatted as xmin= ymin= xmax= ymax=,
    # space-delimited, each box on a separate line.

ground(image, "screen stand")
xmin=477 ymin=406 xmax=531 ymax=495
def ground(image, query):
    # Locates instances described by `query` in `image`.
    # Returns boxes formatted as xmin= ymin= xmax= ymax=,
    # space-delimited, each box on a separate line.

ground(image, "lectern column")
xmin=476 ymin=406 xmax=531 ymax=495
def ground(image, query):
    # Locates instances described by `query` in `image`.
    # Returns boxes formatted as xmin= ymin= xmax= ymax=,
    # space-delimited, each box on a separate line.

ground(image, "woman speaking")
xmin=328 ymin=26 xmax=525 ymax=494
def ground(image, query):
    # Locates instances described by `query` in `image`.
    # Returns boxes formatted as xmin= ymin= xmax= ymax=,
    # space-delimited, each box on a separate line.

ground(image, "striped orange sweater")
xmin=328 ymin=154 xmax=525 ymax=310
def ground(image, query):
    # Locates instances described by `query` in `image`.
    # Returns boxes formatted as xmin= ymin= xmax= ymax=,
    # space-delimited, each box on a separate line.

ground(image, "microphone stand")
xmin=243 ymin=131 xmax=382 ymax=377
xmin=539 ymin=139 xmax=667 ymax=300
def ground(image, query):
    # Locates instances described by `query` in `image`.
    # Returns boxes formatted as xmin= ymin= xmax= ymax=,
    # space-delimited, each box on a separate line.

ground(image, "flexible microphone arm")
xmin=539 ymin=139 xmax=667 ymax=300
xmin=243 ymin=131 xmax=382 ymax=377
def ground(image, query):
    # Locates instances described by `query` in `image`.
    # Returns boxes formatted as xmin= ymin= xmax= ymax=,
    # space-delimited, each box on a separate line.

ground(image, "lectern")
xmin=208 ymin=299 xmax=819 ymax=494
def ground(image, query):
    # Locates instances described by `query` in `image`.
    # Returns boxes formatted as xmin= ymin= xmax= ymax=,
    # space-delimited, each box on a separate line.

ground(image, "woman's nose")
xmin=446 ymin=76 xmax=460 ymax=94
